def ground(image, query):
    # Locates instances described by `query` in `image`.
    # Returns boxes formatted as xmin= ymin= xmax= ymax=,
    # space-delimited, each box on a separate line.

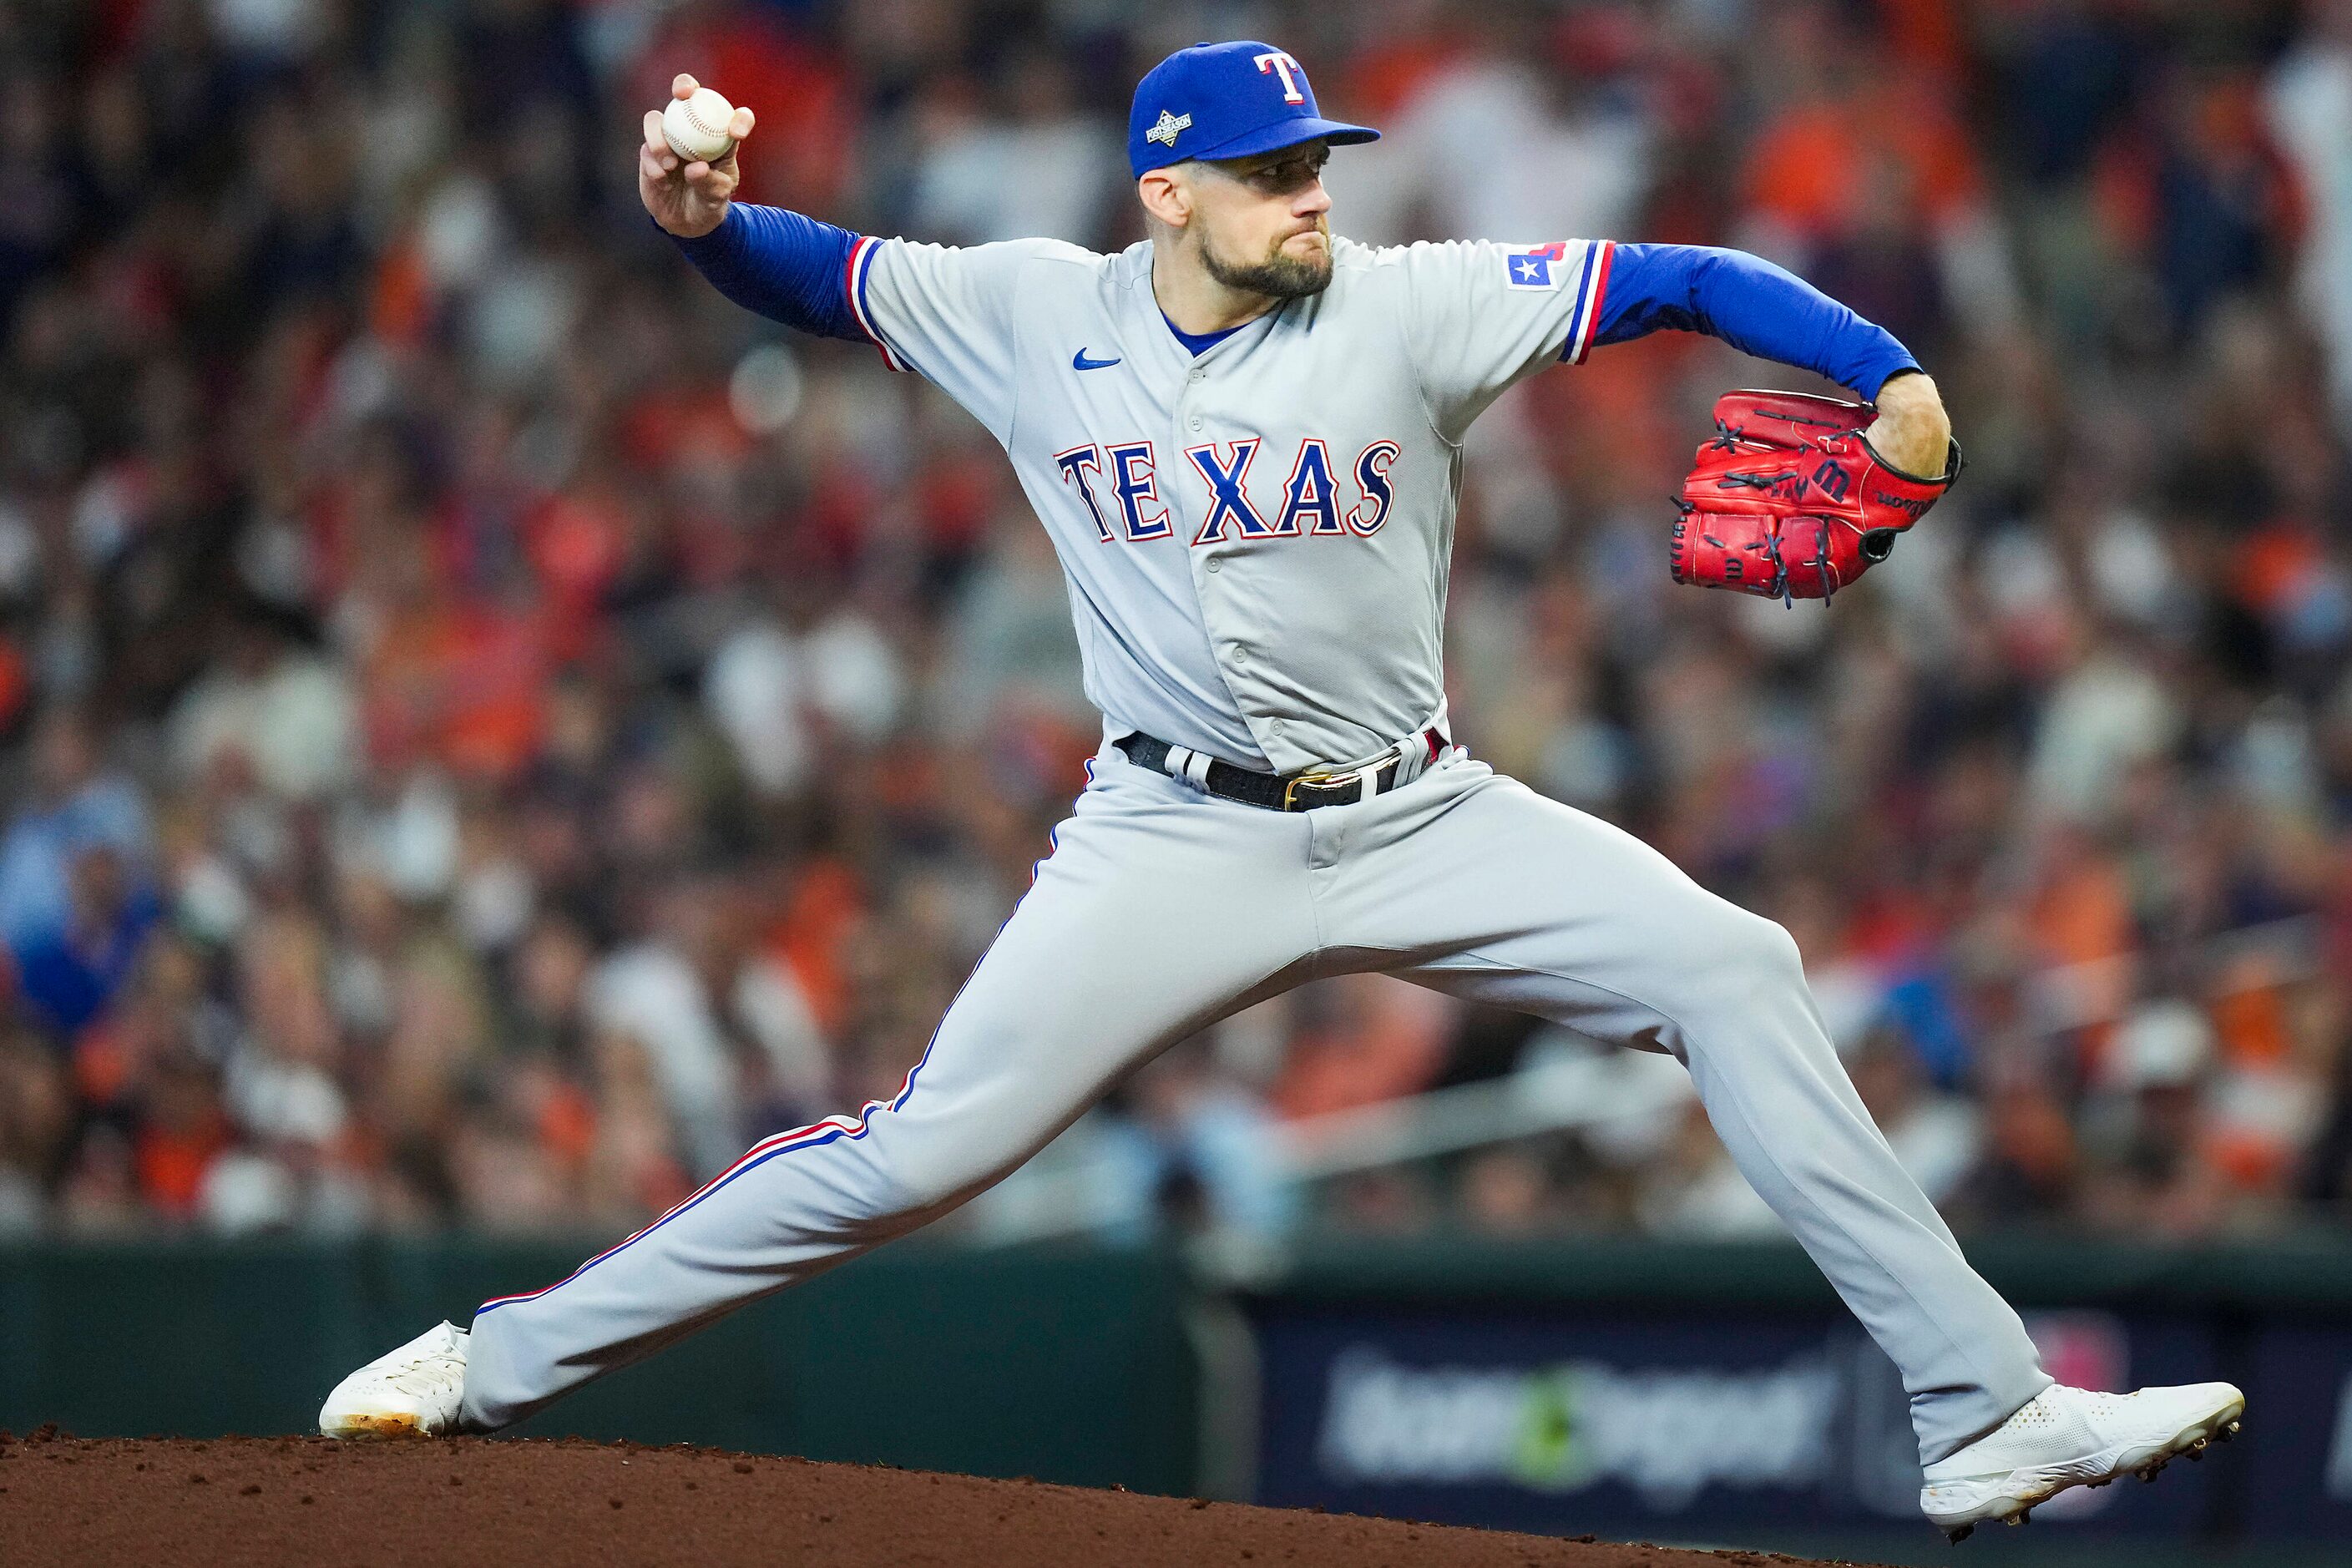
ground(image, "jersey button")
xmin=1188 ymin=415 xmax=1202 ymax=430
xmin=1205 ymin=557 xmax=1222 ymax=573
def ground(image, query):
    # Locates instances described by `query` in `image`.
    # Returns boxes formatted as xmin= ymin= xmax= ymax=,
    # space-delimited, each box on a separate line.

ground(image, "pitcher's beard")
xmin=1202 ymin=229 xmax=1333 ymax=299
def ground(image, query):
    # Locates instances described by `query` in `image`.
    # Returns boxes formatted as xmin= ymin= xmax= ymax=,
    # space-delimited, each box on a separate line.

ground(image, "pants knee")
xmin=1744 ymin=912 xmax=1808 ymax=984
xmin=1695 ymin=907 xmax=1808 ymax=1001
xmin=862 ymin=1124 xmax=1026 ymax=1223
xmin=1643 ymin=907 xmax=1820 ymax=1070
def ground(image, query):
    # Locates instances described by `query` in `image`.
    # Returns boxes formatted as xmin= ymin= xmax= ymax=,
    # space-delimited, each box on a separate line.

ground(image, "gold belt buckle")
xmin=1282 ymin=763 xmax=1365 ymax=811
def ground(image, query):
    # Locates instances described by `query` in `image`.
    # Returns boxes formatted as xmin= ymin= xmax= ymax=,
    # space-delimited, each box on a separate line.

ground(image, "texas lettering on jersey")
xmin=833 ymin=232 xmax=1618 ymax=773
xmin=1055 ymin=436 xmax=1399 ymax=544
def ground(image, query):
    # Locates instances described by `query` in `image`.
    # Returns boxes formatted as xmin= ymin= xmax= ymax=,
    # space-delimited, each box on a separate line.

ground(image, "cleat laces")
xmin=377 ymin=1347 xmax=466 ymax=1398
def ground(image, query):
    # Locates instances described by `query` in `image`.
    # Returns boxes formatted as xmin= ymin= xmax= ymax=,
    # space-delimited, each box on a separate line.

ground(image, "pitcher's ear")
xmin=1137 ymin=167 xmax=1192 ymax=229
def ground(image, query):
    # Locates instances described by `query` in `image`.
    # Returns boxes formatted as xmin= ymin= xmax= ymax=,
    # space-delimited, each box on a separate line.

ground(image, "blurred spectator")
xmin=585 ymin=875 xmax=829 ymax=1178
xmin=13 ymin=842 xmax=158 ymax=1040
xmin=908 ymin=53 xmax=1121 ymax=245
xmin=1270 ymin=977 xmax=1453 ymax=1123
xmin=1950 ymin=1056 xmax=2083 ymax=1231
xmin=0 ymin=708 xmax=151 ymax=959
xmin=1457 ymin=1144 xmax=1559 ymax=1236
xmin=2077 ymin=999 xmax=2229 ymax=1236
xmin=0 ymin=1028 xmax=67 ymax=1235
xmin=1348 ymin=8 xmax=1653 ymax=247
xmin=1128 ymin=1037 xmax=1299 ymax=1240
xmin=167 ymin=614 xmax=358 ymax=802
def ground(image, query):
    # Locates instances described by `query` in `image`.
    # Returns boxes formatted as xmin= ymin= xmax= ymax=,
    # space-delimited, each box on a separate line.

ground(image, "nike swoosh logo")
xmin=1071 ymin=349 xmax=1121 ymax=371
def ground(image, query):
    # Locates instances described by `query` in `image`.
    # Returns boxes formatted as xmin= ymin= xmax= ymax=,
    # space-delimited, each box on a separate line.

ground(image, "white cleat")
xmin=318 ymin=1321 xmax=472 ymax=1439
xmin=1921 ymin=1381 xmax=2244 ymax=1542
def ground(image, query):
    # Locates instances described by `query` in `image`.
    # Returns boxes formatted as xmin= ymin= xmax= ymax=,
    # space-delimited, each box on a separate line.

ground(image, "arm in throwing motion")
xmin=640 ymin=73 xmax=875 ymax=345
xmin=641 ymin=73 xmax=1043 ymax=438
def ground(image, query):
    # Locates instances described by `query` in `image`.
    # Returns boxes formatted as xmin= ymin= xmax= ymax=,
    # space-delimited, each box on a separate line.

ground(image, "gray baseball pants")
xmin=463 ymin=740 xmax=2049 ymax=1464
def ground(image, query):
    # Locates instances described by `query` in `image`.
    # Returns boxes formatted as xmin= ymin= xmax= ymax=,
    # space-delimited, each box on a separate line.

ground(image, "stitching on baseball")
xmin=670 ymin=98 xmax=732 ymax=157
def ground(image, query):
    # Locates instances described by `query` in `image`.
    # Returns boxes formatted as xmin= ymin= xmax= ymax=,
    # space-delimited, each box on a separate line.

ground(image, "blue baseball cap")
xmin=1128 ymin=40 xmax=1378 ymax=179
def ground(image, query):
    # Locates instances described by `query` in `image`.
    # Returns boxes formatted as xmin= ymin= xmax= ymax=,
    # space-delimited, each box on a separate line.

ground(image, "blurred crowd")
xmin=2 ymin=0 xmax=2351 ymax=1249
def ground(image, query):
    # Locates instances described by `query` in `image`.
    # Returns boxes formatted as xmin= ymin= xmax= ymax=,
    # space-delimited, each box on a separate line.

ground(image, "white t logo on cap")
xmin=1254 ymin=50 xmax=1305 ymax=104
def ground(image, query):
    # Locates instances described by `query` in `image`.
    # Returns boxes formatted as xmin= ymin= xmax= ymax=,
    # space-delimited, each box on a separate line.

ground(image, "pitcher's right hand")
xmin=640 ymin=73 xmax=756 ymax=240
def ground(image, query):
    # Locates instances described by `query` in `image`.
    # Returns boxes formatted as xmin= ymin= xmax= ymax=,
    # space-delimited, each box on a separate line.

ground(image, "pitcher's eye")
xmin=1251 ymin=154 xmax=1323 ymax=192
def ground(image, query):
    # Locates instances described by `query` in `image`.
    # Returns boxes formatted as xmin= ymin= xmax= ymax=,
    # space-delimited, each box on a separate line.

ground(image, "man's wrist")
xmin=661 ymin=203 xmax=735 ymax=247
xmin=1870 ymin=370 xmax=1942 ymax=421
xmin=1865 ymin=363 xmax=1930 ymax=405
xmin=1863 ymin=372 xmax=1952 ymax=478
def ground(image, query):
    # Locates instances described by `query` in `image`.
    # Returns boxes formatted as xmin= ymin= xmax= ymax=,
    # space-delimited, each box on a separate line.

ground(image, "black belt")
xmin=1115 ymin=727 xmax=1444 ymax=812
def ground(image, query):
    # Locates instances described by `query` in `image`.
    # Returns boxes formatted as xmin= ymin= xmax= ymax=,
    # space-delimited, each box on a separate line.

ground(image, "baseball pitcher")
xmin=321 ymin=41 xmax=2243 ymax=1540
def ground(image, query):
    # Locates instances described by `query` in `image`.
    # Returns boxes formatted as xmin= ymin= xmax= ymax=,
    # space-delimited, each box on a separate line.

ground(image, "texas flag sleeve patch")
xmin=1503 ymin=241 xmax=1570 ymax=291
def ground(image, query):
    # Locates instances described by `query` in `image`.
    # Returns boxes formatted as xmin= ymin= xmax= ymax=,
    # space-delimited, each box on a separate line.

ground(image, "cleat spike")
xmin=1945 ymin=1525 xmax=1975 ymax=1545
xmin=2218 ymin=1421 xmax=2240 ymax=1443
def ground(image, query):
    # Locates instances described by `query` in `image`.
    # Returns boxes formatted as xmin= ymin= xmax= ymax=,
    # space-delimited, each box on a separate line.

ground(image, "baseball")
xmin=662 ymin=86 xmax=736 ymax=164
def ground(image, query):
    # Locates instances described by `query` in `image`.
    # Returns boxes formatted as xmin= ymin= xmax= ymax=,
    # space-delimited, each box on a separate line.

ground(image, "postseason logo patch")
xmin=1504 ymin=241 xmax=1570 ymax=290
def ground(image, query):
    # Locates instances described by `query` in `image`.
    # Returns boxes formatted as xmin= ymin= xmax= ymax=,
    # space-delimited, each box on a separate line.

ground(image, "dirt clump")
xmin=0 ymin=1434 xmax=1893 ymax=1567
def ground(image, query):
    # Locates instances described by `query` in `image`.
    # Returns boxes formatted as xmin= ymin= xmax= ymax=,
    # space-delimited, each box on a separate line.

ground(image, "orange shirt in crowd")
xmin=1743 ymin=77 xmax=1983 ymax=241
xmin=766 ymin=857 xmax=866 ymax=1042
xmin=1272 ymin=977 xmax=1451 ymax=1123
xmin=363 ymin=596 xmax=550 ymax=781
xmin=135 ymin=1116 xmax=229 ymax=1216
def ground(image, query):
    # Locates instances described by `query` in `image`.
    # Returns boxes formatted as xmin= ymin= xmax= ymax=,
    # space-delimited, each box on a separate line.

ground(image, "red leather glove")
xmin=1670 ymin=388 xmax=1961 ymax=602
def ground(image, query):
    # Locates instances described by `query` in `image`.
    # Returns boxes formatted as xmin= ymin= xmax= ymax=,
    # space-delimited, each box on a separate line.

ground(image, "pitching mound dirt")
xmin=0 ymin=1428 xmax=1890 ymax=1567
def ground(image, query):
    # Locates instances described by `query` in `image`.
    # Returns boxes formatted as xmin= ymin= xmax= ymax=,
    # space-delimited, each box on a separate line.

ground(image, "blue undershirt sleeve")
xmin=1584 ymin=243 xmax=1920 ymax=401
xmin=666 ymin=203 xmax=866 ymax=343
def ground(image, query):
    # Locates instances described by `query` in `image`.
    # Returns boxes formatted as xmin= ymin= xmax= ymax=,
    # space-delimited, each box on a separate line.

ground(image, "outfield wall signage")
xmin=1247 ymin=1306 xmax=2231 ymax=1537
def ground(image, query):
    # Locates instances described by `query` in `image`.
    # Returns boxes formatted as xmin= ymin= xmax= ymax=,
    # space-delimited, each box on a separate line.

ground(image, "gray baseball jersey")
xmin=456 ymin=229 xmax=2051 ymax=1469
xmin=847 ymin=232 xmax=1616 ymax=771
